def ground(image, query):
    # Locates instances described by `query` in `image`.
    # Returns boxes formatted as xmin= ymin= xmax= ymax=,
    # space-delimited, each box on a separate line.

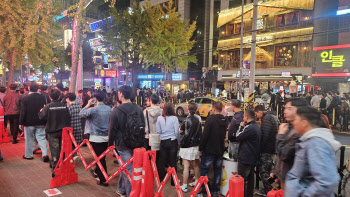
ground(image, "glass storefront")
xmin=275 ymin=44 xmax=298 ymax=67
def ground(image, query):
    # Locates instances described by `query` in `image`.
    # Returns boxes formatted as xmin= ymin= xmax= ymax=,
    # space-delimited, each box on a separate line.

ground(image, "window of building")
xmin=275 ymin=44 xmax=298 ymax=67
xmin=276 ymin=12 xmax=300 ymax=27
xmin=229 ymin=51 xmax=240 ymax=68
xmin=234 ymin=23 xmax=242 ymax=34
xmin=226 ymin=24 xmax=234 ymax=36
xmin=340 ymin=15 xmax=350 ymax=29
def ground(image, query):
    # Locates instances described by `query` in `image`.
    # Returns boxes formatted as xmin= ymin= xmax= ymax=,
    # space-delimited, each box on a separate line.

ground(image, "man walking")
xmin=198 ymin=102 xmax=229 ymax=197
xmin=310 ymin=92 xmax=321 ymax=108
xmin=109 ymin=85 xmax=145 ymax=196
xmin=236 ymin=109 xmax=261 ymax=197
xmin=286 ymin=106 xmax=340 ymax=196
xmin=254 ymin=105 xmax=279 ymax=196
xmin=39 ymin=89 xmax=71 ymax=171
xmin=80 ymin=91 xmax=112 ymax=186
xmin=19 ymin=82 xmax=48 ymax=162
xmin=3 ymin=84 xmax=21 ymax=144
xmin=271 ymin=98 xmax=309 ymax=189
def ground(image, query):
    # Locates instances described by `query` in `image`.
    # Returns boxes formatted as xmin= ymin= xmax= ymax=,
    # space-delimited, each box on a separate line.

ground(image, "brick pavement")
xmin=0 ymin=139 xmax=226 ymax=197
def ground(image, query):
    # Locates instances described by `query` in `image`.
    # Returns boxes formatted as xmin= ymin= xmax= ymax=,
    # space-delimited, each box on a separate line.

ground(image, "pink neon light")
xmin=313 ymin=44 xmax=350 ymax=51
xmin=312 ymin=73 xmax=350 ymax=77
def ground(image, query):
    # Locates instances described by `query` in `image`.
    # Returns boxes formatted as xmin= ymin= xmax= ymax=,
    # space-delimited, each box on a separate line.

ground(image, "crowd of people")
xmin=0 ymin=82 xmax=344 ymax=197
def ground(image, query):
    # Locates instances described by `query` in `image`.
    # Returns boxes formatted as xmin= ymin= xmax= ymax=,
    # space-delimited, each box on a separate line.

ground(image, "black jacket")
xmin=270 ymin=94 xmax=276 ymax=104
xmin=180 ymin=115 xmax=202 ymax=148
xmin=39 ymin=100 xmax=71 ymax=133
xmin=260 ymin=111 xmax=279 ymax=154
xmin=108 ymin=102 xmax=145 ymax=150
xmin=320 ymin=98 xmax=327 ymax=109
xmin=228 ymin=111 xmax=244 ymax=142
xmin=199 ymin=114 xmax=229 ymax=155
xmin=276 ymin=93 xmax=283 ymax=104
xmin=236 ymin=120 xmax=261 ymax=165
xmin=19 ymin=92 xmax=47 ymax=126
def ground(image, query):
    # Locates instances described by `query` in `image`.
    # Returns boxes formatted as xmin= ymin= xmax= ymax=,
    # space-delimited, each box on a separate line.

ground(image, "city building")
xmin=217 ymin=0 xmax=314 ymax=94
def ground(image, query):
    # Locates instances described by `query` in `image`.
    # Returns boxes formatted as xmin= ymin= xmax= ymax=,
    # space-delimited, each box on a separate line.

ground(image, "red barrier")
xmin=130 ymin=148 xmax=146 ymax=197
xmin=267 ymin=189 xmax=284 ymax=197
xmin=0 ymin=108 xmax=10 ymax=143
xmin=155 ymin=167 xmax=183 ymax=197
xmin=50 ymin=128 xmax=78 ymax=188
xmin=50 ymin=127 xmax=133 ymax=188
xmin=227 ymin=175 xmax=244 ymax=197
xmin=140 ymin=151 xmax=156 ymax=197
xmin=188 ymin=176 xmax=212 ymax=197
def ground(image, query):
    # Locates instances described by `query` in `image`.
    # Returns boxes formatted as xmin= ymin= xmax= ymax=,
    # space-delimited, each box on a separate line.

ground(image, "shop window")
xmin=229 ymin=51 xmax=240 ymax=68
xmin=275 ymin=44 xmax=298 ymax=67
xmin=226 ymin=24 xmax=234 ymax=36
xmin=276 ymin=12 xmax=300 ymax=27
xmin=234 ymin=23 xmax=242 ymax=34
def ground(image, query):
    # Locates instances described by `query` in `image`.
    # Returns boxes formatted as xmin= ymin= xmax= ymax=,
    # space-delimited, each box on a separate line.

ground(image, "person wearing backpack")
xmin=179 ymin=103 xmax=202 ymax=192
xmin=79 ymin=91 xmax=112 ymax=186
xmin=144 ymin=94 xmax=163 ymax=150
xmin=108 ymin=85 xmax=145 ymax=197
xmin=156 ymin=102 xmax=180 ymax=186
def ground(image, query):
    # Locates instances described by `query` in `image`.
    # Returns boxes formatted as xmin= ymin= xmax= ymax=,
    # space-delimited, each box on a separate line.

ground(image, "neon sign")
xmin=320 ymin=50 xmax=345 ymax=67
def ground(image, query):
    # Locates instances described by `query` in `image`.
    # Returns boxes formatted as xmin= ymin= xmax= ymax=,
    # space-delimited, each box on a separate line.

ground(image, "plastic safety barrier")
xmin=0 ymin=108 xmax=10 ymax=143
xmin=225 ymin=175 xmax=244 ymax=197
xmin=50 ymin=127 xmax=133 ymax=188
xmin=267 ymin=189 xmax=284 ymax=197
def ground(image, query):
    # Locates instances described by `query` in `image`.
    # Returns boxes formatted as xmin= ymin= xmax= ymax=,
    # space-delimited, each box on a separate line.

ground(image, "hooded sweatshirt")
xmin=144 ymin=106 xmax=163 ymax=138
xmin=285 ymin=128 xmax=341 ymax=197
xmin=199 ymin=114 xmax=229 ymax=155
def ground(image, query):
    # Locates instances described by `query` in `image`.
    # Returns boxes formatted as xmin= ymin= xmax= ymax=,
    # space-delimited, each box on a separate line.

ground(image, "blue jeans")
xmin=25 ymin=126 xmax=48 ymax=158
xmin=200 ymin=153 xmax=223 ymax=194
xmin=117 ymin=149 xmax=133 ymax=197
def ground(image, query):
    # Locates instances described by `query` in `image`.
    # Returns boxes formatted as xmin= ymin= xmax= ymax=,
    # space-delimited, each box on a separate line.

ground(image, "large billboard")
xmin=314 ymin=44 xmax=350 ymax=73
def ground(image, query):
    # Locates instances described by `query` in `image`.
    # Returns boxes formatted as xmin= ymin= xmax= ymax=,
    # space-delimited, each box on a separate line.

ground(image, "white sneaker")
xmin=73 ymin=156 xmax=79 ymax=160
xmin=116 ymin=190 xmax=126 ymax=197
xmin=189 ymin=180 xmax=198 ymax=187
xmin=181 ymin=184 xmax=188 ymax=193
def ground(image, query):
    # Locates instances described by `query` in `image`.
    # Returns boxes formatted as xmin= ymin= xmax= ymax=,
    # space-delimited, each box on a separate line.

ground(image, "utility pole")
xmin=249 ymin=0 xmax=258 ymax=94
xmin=238 ymin=0 xmax=244 ymax=100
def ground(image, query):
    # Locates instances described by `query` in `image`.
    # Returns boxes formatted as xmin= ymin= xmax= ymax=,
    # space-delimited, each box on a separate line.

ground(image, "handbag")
xmin=146 ymin=110 xmax=160 ymax=150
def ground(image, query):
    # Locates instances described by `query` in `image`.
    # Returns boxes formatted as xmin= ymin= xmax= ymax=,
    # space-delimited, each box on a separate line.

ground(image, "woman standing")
xmin=157 ymin=103 xmax=180 ymax=185
xmin=179 ymin=103 xmax=202 ymax=192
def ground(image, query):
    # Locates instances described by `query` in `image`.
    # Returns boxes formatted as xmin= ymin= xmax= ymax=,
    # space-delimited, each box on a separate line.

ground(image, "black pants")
xmin=6 ymin=114 xmax=19 ymax=141
xmin=238 ymin=162 xmax=255 ymax=197
xmin=47 ymin=131 xmax=62 ymax=171
xmin=91 ymin=142 xmax=108 ymax=182
xmin=158 ymin=139 xmax=178 ymax=184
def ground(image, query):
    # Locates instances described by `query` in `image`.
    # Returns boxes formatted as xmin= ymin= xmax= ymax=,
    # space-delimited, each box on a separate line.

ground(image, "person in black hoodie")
xmin=236 ymin=109 xmax=261 ymax=197
xmin=228 ymin=99 xmax=244 ymax=159
xmin=254 ymin=105 xmax=279 ymax=196
xmin=39 ymin=89 xmax=71 ymax=172
xmin=198 ymin=102 xmax=228 ymax=197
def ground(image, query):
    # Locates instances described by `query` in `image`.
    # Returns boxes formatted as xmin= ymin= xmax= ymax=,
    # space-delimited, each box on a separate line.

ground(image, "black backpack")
xmin=118 ymin=104 xmax=145 ymax=149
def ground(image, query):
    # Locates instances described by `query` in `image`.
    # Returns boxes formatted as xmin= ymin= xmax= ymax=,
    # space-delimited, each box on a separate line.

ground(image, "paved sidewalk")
xmin=0 ymin=139 xmax=223 ymax=197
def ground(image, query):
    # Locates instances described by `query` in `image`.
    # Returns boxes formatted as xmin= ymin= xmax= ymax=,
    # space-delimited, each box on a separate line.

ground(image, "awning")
xmin=217 ymin=27 xmax=313 ymax=50
xmin=217 ymin=0 xmax=315 ymax=28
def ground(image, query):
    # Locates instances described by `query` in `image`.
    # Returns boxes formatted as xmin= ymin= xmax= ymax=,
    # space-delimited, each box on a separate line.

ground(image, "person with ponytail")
xmin=156 ymin=102 xmax=180 ymax=186
xmin=179 ymin=103 xmax=202 ymax=192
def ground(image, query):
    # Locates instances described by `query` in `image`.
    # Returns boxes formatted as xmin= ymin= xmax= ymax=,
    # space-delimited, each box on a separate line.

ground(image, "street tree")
xmin=101 ymin=3 xmax=151 ymax=93
xmin=144 ymin=0 xmax=197 ymax=73
xmin=0 ymin=0 xmax=62 ymax=87
xmin=102 ymin=0 xmax=196 ymax=93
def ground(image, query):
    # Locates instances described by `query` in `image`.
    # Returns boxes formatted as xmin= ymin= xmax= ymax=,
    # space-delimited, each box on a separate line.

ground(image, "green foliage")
xmin=0 ymin=0 xmax=63 ymax=84
xmin=144 ymin=0 xmax=197 ymax=72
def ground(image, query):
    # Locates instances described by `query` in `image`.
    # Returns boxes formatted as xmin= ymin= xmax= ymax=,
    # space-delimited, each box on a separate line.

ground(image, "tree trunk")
xmin=7 ymin=50 xmax=16 ymax=88
xmin=69 ymin=0 xmax=83 ymax=93
xmin=131 ymin=64 xmax=138 ymax=95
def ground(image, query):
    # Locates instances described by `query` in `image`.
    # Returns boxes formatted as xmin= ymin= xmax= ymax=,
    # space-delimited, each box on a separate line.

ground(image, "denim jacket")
xmin=285 ymin=128 xmax=341 ymax=197
xmin=79 ymin=103 xmax=112 ymax=136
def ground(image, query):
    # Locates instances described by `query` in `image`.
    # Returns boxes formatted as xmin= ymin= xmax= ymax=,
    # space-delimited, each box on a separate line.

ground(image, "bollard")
xmin=276 ymin=104 xmax=279 ymax=120
xmin=267 ymin=189 xmax=283 ymax=197
xmin=333 ymin=108 xmax=335 ymax=126
xmin=228 ymin=175 xmax=244 ymax=197
xmin=130 ymin=148 xmax=146 ymax=197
